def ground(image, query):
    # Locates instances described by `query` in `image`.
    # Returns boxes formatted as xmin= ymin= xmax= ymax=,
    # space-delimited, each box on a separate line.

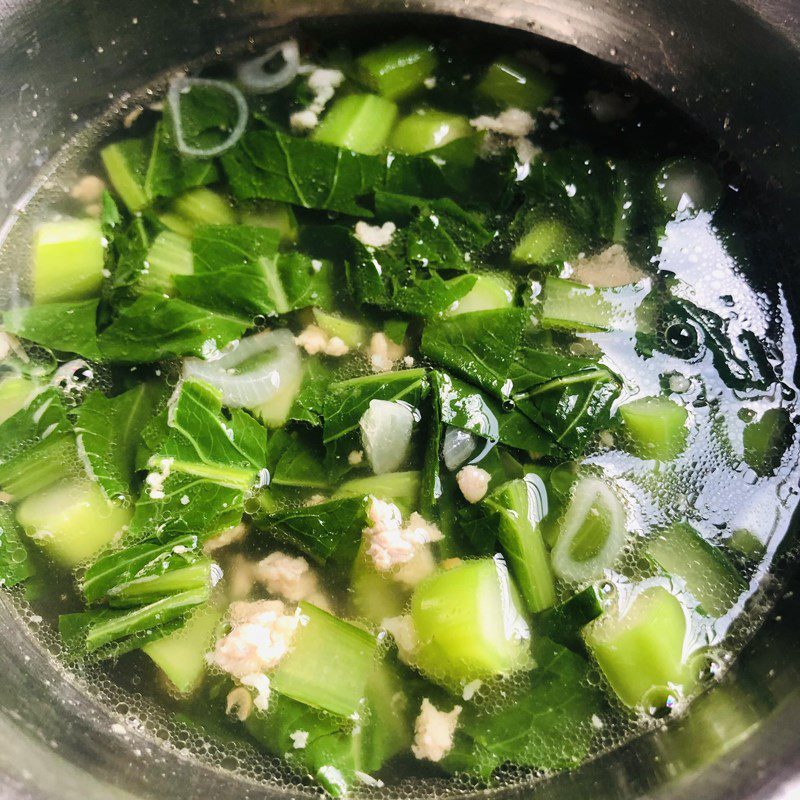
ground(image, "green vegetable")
xmin=350 ymin=543 xmax=411 ymax=623
xmin=4 ymin=299 xmax=102 ymax=361
xmin=0 ymin=505 xmax=34 ymax=588
xmin=511 ymin=216 xmax=581 ymax=268
xmin=100 ymin=139 xmax=150 ymax=212
xmin=646 ymin=523 xmax=746 ymax=617
xmin=313 ymin=94 xmax=398 ymax=155
xmin=222 ymin=130 xmax=474 ymax=215
xmin=333 ymin=471 xmax=420 ymax=515
xmin=389 ymin=109 xmax=472 ymax=154
xmin=541 ymin=276 xmax=653 ymax=333
xmin=444 ymin=638 xmax=604 ymax=777
xmin=82 ymin=534 xmax=204 ymax=604
xmin=312 ymin=308 xmax=369 ymax=348
xmin=107 ymin=554 xmax=214 ymax=608
xmin=585 ymin=584 xmax=697 ymax=710
xmin=743 ymin=407 xmax=792 ymax=476
xmin=0 ymin=375 xmax=38 ymax=425
xmin=421 ymin=309 xmax=527 ymax=401
xmin=447 ymin=273 xmax=513 ymax=315
xmin=483 ymin=475 xmax=555 ymax=613
xmin=128 ymin=379 xmax=266 ymax=543
xmin=322 ymin=369 xmax=428 ymax=476
xmin=537 ymin=585 xmax=605 ymax=651
xmin=436 ymin=371 xmax=553 ymax=454
xmin=619 ymin=395 xmax=689 ymax=460
xmin=60 ymin=585 xmax=209 ymax=656
xmin=142 ymin=604 xmax=223 ymax=694
xmin=254 ymin=495 xmax=369 ymax=566
xmin=139 ymin=231 xmax=194 ymax=293
xmin=477 ymin=57 xmax=554 ymax=111
xmin=175 ymin=224 xmax=334 ymax=320
xmin=239 ymin=201 xmax=298 ymax=242
xmin=0 ymin=388 xmax=79 ymax=501
xmin=75 ymin=384 xmax=163 ymax=504
xmin=33 ymin=219 xmax=105 ymax=305
xmin=550 ymin=476 xmax=627 ymax=582
xmin=272 ymin=601 xmax=378 ymax=717
xmin=409 ymin=556 xmax=531 ymax=685
xmin=355 ymin=37 xmax=437 ymax=100
xmin=17 ymin=480 xmax=132 ymax=568
xmin=160 ymin=187 xmax=237 ymax=235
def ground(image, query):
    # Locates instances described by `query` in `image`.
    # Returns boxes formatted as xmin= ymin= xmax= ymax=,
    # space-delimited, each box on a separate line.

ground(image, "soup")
xmin=0 ymin=26 xmax=796 ymax=798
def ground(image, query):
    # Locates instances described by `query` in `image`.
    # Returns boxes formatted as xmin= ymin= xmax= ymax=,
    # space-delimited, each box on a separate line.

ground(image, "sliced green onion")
xmin=551 ymin=476 xmax=627 ymax=582
xmin=183 ymin=329 xmax=301 ymax=409
xmin=237 ymin=40 xmax=300 ymax=94
xmin=167 ymin=77 xmax=248 ymax=158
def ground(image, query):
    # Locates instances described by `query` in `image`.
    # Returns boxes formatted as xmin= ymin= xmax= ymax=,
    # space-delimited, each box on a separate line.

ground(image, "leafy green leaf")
xmin=253 ymin=494 xmax=369 ymax=565
xmin=0 ymin=505 xmax=33 ymax=588
xmin=174 ymin=225 xmax=336 ymax=318
xmin=289 ymin=357 xmax=337 ymax=427
xmin=347 ymin=234 xmax=477 ymax=318
xmin=322 ymin=369 xmax=428 ymax=476
xmin=127 ymin=379 xmax=267 ymax=543
xmin=59 ymin=586 xmax=208 ymax=658
xmin=4 ymin=300 xmax=102 ymax=360
xmin=75 ymin=384 xmax=164 ymax=504
xmin=271 ymin=429 xmax=329 ymax=490
xmin=444 ymin=638 xmax=604 ymax=776
xmin=436 ymin=370 xmax=553 ymax=453
xmin=221 ymin=129 xmax=475 ymax=216
xmin=420 ymin=309 xmax=528 ymax=400
xmin=374 ymin=191 xmax=493 ymax=270
xmin=97 ymin=292 xmax=247 ymax=363
xmin=82 ymin=533 xmax=203 ymax=604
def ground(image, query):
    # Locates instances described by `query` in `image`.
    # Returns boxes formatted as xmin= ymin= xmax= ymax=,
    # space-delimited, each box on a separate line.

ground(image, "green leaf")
xmin=271 ymin=430 xmax=329 ymax=490
xmin=421 ymin=309 xmax=528 ymax=400
xmin=436 ymin=371 xmax=553 ymax=453
xmin=4 ymin=300 xmax=102 ymax=360
xmin=82 ymin=533 xmax=203 ymax=604
xmin=127 ymin=379 xmax=267 ymax=543
xmin=174 ymin=225 xmax=336 ymax=318
xmin=289 ymin=357 xmax=337 ymax=427
xmin=59 ymin=586 xmax=208 ymax=658
xmin=444 ymin=638 xmax=604 ymax=776
xmin=347 ymin=233 xmax=477 ymax=318
xmin=322 ymin=369 xmax=428 ymax=476
xmin=75 ymin=384 xmax=164 ymax=504
xmin=374 ymin=191 xmax=493 ymax=270
xmin=253 ymin=494 xmax=369 ymax=565
xmin=0 ymin=505 xmax=33 ymax=588
xmin=221 ymin=129 xmax=475 ymax=216
xmin=97 ymin=292 xmax=248 ymax=363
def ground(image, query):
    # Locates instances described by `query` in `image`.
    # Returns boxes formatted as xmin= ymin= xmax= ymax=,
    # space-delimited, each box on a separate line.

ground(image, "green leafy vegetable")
xmin=127 ymin=379 xmax=267 ymax=543
xmin=221 ymin=129 xmax=475 ymax=215
xmin=253 ymin=494 xmax=369 ymax=565
xmin=444 ymin=638 xmax=604 ymax=776
xmin=75 ymin=384 xmax=164 ymax=504
xmin=0 ymin=505 xmax=33 ymax=588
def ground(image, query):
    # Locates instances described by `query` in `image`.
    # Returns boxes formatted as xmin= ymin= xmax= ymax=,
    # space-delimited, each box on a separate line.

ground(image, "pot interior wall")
xmin=0 ymin=2 xmax=799 ymax=799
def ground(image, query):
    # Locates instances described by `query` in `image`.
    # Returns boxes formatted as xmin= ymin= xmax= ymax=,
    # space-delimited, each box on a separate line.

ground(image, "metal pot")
xmin=0 ymin=1 xmax=799 ymax=798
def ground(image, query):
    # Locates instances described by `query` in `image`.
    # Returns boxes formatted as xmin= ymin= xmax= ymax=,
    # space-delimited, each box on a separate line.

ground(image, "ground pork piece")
xmin=412 ymin=699 xmax=462 ymax=762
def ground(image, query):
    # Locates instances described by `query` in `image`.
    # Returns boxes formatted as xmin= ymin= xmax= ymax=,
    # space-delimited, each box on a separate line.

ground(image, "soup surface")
xmin=0 ymin=25 xmax=797 ymax=798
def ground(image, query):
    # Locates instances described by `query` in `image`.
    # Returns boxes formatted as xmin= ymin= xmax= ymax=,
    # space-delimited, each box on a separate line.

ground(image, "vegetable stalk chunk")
xmin=33 ymin=219 xmax=105 ymax=305
xmin=410 ymin=555 xmax=531 ymax=685
xmin=356 ymin=38 xmax=437 ymax=100
xmin=619 ymin=396 xmax=689 ymax=460
xmin=389 ymin=109 xmax=473 ymax=154
xmin=583 ymin=585 xmax=696 ymax=709
xmin=313 ymin=94 xmax=399 ymax=155
xmin=646 ymin=523 xmax=746 ymax=617
xmin=271 ymin=601 xmax=378 ymax=717
xmin=142 ymin=604 xmax=223 ymax=694
xmin=17 ymin=480 xmax=132 ymax=568
xmin=478 ymin=58 xmax=554 ymax=111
